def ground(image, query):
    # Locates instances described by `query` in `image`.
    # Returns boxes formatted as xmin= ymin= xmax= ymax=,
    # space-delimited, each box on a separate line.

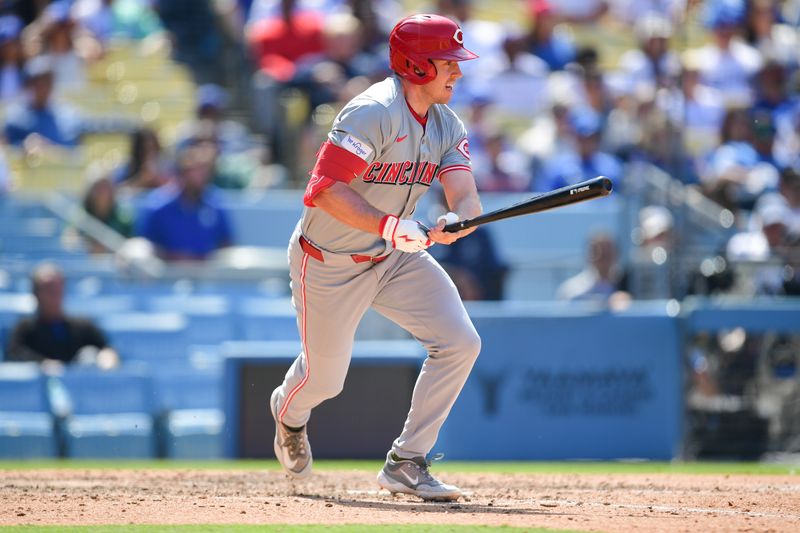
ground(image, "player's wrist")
xmin=380 ymin=214 xmax=399 ymax=240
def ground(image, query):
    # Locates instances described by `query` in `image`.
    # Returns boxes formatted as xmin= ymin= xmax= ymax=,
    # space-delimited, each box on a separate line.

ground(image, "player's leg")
xmin=371 ymin=251 xmax=481 ymax=500
xmin=271 ymin=239 xmax=376 ymax=478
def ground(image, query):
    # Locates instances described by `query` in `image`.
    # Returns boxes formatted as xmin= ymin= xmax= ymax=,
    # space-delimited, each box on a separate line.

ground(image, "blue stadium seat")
xmin=146 ymin=295 xmax=236 ymax=344
xmin=237 ymin=298 xmax=299 ymax=341
xmin=65 ymin=294 xmax=138 ymax=318
xmin=153 ymin=369 xmax=224 ymax=459
xmin=0 ymin=363 xmax=58 ymax=458
xmin=99 ymin=312 xmax=190 ymax=363
xmin=58 ymin=368 xmax=157 ymax=458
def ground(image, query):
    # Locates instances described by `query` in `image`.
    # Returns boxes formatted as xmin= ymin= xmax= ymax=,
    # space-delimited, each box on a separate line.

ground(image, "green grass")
xmin=0 ymin=459 xmax=796 ymax=475
xmin=0 ymin=527 xmax=582 ymax=533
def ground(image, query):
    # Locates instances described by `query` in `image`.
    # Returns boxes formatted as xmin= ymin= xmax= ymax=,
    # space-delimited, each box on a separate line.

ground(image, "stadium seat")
xmin=98 ymin=312 xmax=190 ymax=363
xmin=0 ymin=363 xmax=58 ymax=458
xmin=153 ymin=369 xmax=224 ymax=459
xmin=57 ymin=367 xmax=157 ymax=458
xmin=237 ymin=297 xmax=410 ymax=341
xmin=146 ymin=295 xmax=236 ymax=344
xmin=65 ymin=294 xmax=138 ymax=317
xmin=236 ymin=298 xmax=299 ymax=342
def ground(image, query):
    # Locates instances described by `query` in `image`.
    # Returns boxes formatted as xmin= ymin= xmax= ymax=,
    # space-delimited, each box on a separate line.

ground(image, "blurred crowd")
xmin=0 ymin=0 xmax=799 ymax=298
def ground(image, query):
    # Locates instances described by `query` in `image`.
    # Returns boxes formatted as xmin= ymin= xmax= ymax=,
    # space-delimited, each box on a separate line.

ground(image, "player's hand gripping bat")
xmin=442 ymin=176 xmax=613 ymax=233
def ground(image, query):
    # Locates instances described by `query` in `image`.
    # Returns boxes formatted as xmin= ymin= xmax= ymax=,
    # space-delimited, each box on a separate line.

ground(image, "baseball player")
xmin=270 ymin=13 xmax=482 ymax=502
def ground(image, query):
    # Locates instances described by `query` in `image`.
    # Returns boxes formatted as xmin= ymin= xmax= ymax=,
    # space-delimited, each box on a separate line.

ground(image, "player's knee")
xmin=314 ymin=377 xmax=346 ymax=400
xmin=456 ymin=327 xmax=481 ymax=362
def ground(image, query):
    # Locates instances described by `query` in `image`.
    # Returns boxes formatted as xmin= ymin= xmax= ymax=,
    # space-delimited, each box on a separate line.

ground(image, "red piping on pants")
xmin=279 ymin=252 xmax=310 ymax=422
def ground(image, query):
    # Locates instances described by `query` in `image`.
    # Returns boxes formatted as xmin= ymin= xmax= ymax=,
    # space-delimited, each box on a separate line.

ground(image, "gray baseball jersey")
xmin=272 ymin=75 xmax=481 ymax=460
xmin=300 ymin=76 xmax=472 ymax=256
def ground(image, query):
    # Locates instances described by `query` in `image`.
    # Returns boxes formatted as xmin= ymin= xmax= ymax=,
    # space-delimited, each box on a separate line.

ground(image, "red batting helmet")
xmin=389 ymin=14 xmax=478 ymax=85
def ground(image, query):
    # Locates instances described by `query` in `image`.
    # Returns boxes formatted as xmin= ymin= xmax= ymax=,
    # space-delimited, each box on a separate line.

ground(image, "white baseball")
xmin=437 ymin=211 xmax=459 ymax=226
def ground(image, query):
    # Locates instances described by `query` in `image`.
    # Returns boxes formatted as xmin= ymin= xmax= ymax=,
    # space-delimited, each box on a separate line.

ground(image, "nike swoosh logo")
xmin=396 ymin=134 xmax=408 ymax=143
xmin=398 ymin=469 xmax=419 ymax=485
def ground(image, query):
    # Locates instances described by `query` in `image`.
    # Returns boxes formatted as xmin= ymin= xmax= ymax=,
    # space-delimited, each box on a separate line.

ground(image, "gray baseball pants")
xmin=272 ymin=230 xmax=481 ymax=458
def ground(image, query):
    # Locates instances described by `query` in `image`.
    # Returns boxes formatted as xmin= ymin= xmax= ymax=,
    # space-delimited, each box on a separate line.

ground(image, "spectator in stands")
xmin=702 ymin=107 xmax=780 ymax=212
xmin=667 ymin=50 xmax=726 ymax=160
xmin=177 ymin=120 xmax=252 ymax=189
xmin=349 ymin=0 xmax=400 ymax=53
xmin=753 ymin=60 xmax=789 ymax=117
xmin=578 ymin=63 xmax=614 ymax=120
xmin=71 ymin=0 xmax=115 ymax=45
xmin=541 ymin=0 xmax=609 ymax=25
xmin=246 ymin=0 xmax=324 ymax=84
xmin=752 ymin=61 xmax=798 ymax=168
xmin=525 ymin=0 xmax=577 ymax=72
xmin=6 ymin=263 xmax=119 ymax=371
xmin=518 ymin=100 xmax=575 ymax=176
xmin=113 ymin=127 xmax=173 ymax=191
xmin=21 ymin=0 xmax=95 ymax=93
xmin=607 ymin=0 xmax=687 ymax=26
xmin=616 ymin=13 xmax=680 ymax=95
xmin=3 ymin=55 xmax=84 ymax=149
xmin=73 ymin=0 xmax=164 ymax=45
xmin=630 ymin=205 xmax=678 ymax=299
xmin=751 ymin=109 xmax=782 ymax=169
xmin=471 ymin=128 xmax=531 ymax=192
xmin=0 ymin=14 xmax=24 ymax=101
xmin=290 ymin=12 xmax=383 ymax=113
xmin=138 ymin=142 xmax=233 ymax=261
xmin=472 ymin=31 xmax=550 ymax=120
xmin=780 ymin=167 xmax=800 ymax=237
xmin=175 ymin=84 xmax=252 ymax=156
xmin=744 ymin=0 xmax=799 ymax=69
xmin=726 ymin=202 xmax=792 ymax=295
xmin=81 ymin=171 xmax=135 ymax=253
xmin=556 ymin=232 xmax=629 ymax=304
xmin=692 ymin=0 xmax=763 ymax=106
xmin=757 ymin=166 xmax=800 ymax=237
xmin=155 ymin=0 xmax=224 ymax=84
xmin=246 ymin=0 xmax=324 ymax=161
xmin=536 ymin=107 xmax=622 ymax=192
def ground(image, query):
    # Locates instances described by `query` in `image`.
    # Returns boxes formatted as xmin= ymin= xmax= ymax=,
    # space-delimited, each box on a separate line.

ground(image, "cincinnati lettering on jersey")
xmin=362 ymin=161 xmax=440 ymax=186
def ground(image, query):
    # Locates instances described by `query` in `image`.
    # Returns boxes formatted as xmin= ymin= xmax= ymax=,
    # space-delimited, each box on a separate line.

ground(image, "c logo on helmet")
xmin=452 ymin=28 xmax=464 ymax=44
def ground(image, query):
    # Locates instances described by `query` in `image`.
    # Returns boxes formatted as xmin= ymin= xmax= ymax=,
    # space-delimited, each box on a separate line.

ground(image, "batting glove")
xmin=380 ymin=215 xmax=432 ymax=253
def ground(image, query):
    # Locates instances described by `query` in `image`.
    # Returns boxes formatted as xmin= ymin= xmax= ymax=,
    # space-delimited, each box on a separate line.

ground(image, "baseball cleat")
xmin=270 ymin=388 xmax=312 ymax=479
xmin=377 ymin=452 xmax=462 ymax=502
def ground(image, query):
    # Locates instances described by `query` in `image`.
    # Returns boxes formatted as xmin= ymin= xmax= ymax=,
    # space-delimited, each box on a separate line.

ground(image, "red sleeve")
xmin=303 ymin=141 xmax=370 ymax=207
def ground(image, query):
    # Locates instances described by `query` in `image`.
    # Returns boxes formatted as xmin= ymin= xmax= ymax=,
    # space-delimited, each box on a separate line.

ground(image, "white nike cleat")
xmin=270 ymin=388 xmax=312 ymax=479
xmin=376 ymin=451 xmax=462 ymax=502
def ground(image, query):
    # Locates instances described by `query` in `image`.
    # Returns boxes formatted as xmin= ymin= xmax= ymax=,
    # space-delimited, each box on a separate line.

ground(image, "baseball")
xmin=437 ymin=211 xmax=459 ymax=226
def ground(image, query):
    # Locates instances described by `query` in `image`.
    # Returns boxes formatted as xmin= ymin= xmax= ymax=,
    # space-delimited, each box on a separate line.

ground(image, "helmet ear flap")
xmin=411 ymin=59 xmax=436 ymax=82
xmin=392 ymin=48 xmax=436 ymax=84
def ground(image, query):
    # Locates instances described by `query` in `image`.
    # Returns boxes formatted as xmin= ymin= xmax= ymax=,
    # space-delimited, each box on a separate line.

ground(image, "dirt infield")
xmin=1 ymin=469 xmax=799 ymax=532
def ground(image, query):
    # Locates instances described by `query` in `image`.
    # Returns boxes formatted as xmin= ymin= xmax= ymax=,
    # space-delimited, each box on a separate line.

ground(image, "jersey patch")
xmin=341 ymin=133 xmax=373 ymax=160
xmin=456 ymin=138 xmax=470 ymax=160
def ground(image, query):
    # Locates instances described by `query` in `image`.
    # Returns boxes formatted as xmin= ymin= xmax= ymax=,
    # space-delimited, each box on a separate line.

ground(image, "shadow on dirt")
xmin=295 ymin=493 xmax=576 ymax=517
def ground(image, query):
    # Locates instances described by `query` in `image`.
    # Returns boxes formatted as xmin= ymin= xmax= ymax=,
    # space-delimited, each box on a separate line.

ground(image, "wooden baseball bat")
xmin=443 ymin=176 xmax=613 ymax=233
